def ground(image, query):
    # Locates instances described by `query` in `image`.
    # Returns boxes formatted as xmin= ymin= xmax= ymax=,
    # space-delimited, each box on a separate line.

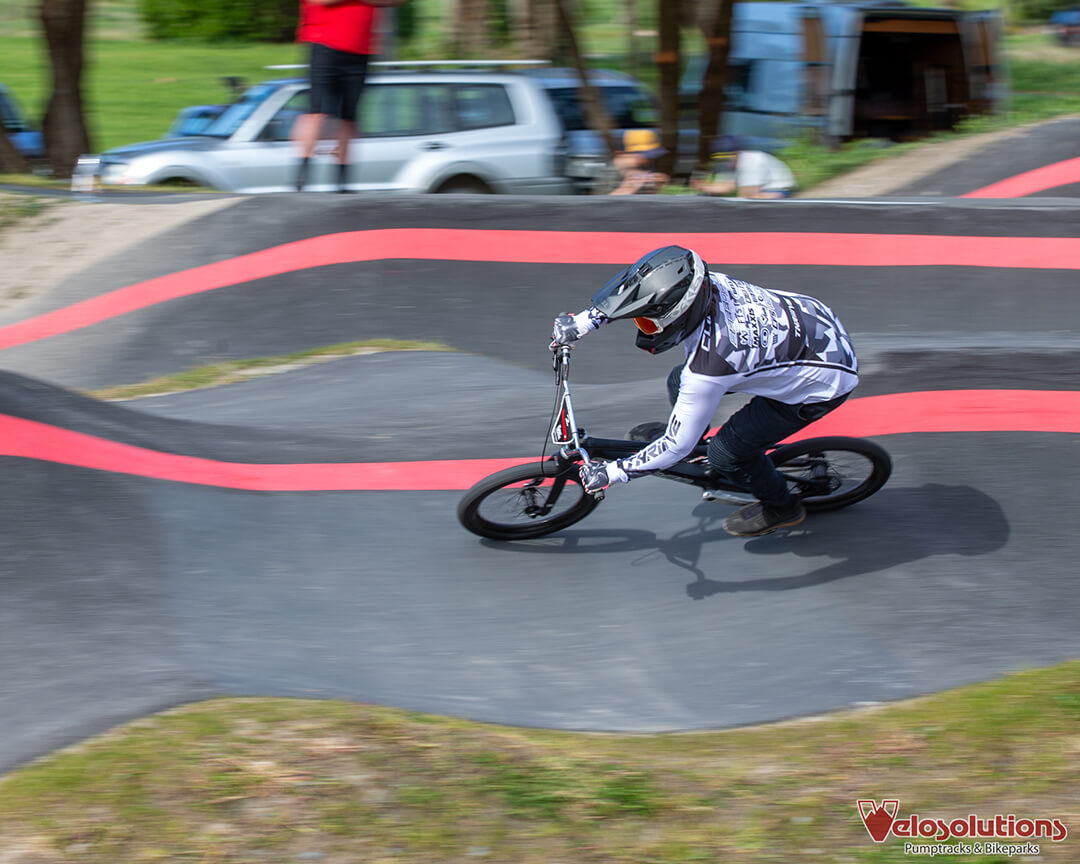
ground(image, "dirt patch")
xmin=0 ymin=194 xmax=237 ymax=313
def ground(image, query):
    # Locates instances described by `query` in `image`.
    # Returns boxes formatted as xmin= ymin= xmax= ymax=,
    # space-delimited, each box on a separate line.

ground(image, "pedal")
xmin=702 ymin=490 xmax=756 ymax=505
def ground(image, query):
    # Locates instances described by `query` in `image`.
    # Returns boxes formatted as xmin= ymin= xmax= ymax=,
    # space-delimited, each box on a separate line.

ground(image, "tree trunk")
xmin=696 ymin=0 xmax=734 ymax=169
xmin=507 ymin=0 xmax=530 ymax=56
xmin=0 ymin=127 xmax=32 ymax=176
xmin=655 ymin=0 xmax=681 ymax=178
xmin=453 ymin=0 xmax=490 ymax=55
xmin=554 ymin=0 xmax=616 ymax=162
xmin=40 ymin=0 xmax=91 ymax=179
xmin=522 ymin=0 xmax=556 ymax=60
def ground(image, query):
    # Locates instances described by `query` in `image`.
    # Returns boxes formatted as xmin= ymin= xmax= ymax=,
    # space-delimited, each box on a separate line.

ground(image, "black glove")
xmin=579 ymin=460 xmax=627 ymax=494
xmin=550 ymin=313 xmax=586 ymax=349
xmin=579 ymin=461 xmax=611 ymax=494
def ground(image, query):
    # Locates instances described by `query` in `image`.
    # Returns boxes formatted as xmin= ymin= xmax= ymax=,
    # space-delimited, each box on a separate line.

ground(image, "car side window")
xmin=452 ymin=84 xmax=516 ymax=131
xmin=544 ymin=87 xmax=586 ymax=131
xmin=261 ymin=91 xmax=309 ymax=142
xmin=360 ymin=84 xmax=455 ymax=137
xmin=608 ymin=86 xmax=658 ymax=128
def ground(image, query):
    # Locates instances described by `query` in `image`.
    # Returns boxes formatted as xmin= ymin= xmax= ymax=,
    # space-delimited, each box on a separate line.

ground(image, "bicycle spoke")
xmin=779 ymin=451 xmax=872 ymax=499
xmin=475 ymin=472 xmax=587 ymax=528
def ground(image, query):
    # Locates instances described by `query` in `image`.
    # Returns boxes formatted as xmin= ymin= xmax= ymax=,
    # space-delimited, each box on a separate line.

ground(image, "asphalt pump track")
xmin=1 ymin=194 xmax=1078 ymax=774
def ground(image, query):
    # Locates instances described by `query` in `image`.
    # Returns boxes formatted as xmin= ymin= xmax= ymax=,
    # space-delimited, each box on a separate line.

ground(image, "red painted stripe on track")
xmin=961 ymin=156 xmax=1080 ymax=199
xmin=0 ymin=413 xmax=528 ymax=491
xmin=781 ymin=389 xmax=1080 ymax=441
xmin=2 ymin=390 xmax=1078 ymax=491
xmin=2 ymin=230 xmax=1080 ymax=351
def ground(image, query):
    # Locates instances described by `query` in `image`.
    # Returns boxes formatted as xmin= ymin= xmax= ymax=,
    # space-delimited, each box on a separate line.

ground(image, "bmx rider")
xmin=549 ymin=245 xmax=859 ymax=537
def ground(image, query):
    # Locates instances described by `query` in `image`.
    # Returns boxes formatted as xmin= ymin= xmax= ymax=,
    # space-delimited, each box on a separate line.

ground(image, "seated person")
xmin=608 ymin=129 xmax=671 ymax=195
xmin=691 ymin=135 xmax=796 ymax=199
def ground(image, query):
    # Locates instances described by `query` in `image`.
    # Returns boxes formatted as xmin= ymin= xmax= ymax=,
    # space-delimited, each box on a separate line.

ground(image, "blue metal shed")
xmin=682 ymin=0 xmax=1005 ymax=148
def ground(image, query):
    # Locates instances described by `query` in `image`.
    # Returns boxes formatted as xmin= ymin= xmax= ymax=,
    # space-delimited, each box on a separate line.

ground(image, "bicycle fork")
xmin=550 ymin=345 xmax=604 ymax=501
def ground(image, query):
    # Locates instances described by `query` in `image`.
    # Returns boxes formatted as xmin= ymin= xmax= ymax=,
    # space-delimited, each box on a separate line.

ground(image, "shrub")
xmin=140 ymin=0 xmax=298 ymax=43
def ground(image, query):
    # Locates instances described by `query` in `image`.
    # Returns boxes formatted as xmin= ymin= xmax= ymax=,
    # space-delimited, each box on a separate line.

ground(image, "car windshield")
xmin=201 ymin=82 xmax=280 ymax=138
xmin=545 ymin=85 xmax=658 ymax=131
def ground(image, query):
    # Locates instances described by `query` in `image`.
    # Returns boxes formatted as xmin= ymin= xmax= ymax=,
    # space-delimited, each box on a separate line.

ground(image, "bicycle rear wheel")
xmin=458 ymin=459 xmax=599 ymax=540
xmin=769 ymin=436 xmax=891 ymax=513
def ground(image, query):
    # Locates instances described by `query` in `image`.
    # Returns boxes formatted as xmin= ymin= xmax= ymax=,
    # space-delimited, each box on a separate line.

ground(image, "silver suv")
xmin=96 ymin=69 xmax=573 ymax=194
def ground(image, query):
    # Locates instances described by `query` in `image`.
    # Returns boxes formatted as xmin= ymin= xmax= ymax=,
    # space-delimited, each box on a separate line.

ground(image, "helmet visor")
xmin=590 ymin=267 xmax=633 ymax=317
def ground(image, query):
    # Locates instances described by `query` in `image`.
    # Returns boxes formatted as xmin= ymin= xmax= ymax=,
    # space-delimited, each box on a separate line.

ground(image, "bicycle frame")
xmin=458 ymin=349 xmax=889 ymax=540
xmin=549 ymin=345 xmax=730 ymax=499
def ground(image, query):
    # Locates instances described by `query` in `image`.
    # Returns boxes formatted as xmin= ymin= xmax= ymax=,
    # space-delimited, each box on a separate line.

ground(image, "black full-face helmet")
xmin=590 ymin=246 xmax=710 ymax=354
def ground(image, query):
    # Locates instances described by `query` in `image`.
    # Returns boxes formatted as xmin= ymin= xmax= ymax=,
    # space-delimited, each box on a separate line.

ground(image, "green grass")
xmin=0 ymin=36 xmax=307 ymax=150
xmin=1 ymin=661 xmax=1078 ymax=862
xmin=90 ymin=339 xmax=454 ymax=400
xmin=0 ymin=193 xmax=54 ymax=234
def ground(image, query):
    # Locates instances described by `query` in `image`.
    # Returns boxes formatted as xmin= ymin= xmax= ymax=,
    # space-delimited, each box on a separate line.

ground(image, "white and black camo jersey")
xmin=571 ymin=272 xmax=858 ymax=479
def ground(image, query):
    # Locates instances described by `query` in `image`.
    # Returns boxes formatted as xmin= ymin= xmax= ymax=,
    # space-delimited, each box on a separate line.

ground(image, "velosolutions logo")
xmin=858 ymin=799 xmax=1069 ymax=845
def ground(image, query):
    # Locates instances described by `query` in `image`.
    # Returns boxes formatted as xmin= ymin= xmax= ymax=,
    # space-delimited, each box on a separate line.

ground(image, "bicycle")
xmin=458 ymin=345 xmax=892 ymax=541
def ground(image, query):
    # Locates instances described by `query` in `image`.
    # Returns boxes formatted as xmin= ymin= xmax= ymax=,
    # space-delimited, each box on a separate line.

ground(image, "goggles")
xmin=634 ymin=316 xmax=662 ymax=335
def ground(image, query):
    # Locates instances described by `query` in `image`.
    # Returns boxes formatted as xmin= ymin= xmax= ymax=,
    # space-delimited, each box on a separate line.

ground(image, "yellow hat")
xmin=622 ymin=129 xmax=667 ymax=157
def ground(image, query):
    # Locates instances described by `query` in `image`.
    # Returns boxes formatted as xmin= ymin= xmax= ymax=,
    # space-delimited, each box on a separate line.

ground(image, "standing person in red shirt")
xmin=294 ymin=0 xmax=405 ymax=192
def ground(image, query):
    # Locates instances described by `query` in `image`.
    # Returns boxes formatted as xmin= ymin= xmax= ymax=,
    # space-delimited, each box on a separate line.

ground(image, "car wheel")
xmin=435 ymin=177 xmax=492 ymax=194
xmin=158 ymin=176 xmax=200 ymax=188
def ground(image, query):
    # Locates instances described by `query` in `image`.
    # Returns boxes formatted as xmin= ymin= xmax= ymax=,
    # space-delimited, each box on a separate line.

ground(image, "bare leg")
xmin=335 ymin=120 xmax=355 ymax=163
xmin=294 ymin=112 xmax=328 ymax=159
xmin=292 ymin=113 xmax=328 ymax=190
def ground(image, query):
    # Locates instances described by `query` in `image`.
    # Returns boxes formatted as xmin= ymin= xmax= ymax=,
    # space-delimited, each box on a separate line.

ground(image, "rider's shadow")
xmin=481 ymin=484 xmax=1010 ymax=599
xmin=682 ymin=483 xmax=1010 ymax=598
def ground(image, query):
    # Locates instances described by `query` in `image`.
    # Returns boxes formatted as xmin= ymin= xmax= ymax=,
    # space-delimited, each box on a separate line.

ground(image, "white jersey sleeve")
xmin=615 ymin=360 xmax=727 ymax=478
xmin=569 ymin=306 xmax=610 ymax=336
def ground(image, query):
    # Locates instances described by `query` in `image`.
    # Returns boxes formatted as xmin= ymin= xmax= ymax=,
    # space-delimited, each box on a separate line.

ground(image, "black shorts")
xmin=308 ymin=42 xmax=369 ymax=122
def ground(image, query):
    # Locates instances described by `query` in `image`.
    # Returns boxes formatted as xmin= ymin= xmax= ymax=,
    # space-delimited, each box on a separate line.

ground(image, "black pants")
xmin=667 ymin=363 xmax=849 ymax=507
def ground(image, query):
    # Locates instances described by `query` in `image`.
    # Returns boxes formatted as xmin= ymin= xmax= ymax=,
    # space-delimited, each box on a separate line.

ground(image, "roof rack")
xmin=373 ymin=59 xmax=552 ymax=69
xmin=265 ymin=59 xmax=552 ymax=72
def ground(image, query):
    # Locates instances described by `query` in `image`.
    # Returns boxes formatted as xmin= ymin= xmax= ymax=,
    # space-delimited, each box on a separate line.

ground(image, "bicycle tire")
xmin=458 ymin=460 xmax=600 ymax=541
xmin=769 ymin=436 xmax=891 ymax=513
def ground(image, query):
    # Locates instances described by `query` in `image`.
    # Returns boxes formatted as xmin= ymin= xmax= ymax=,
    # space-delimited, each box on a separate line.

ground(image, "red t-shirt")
xmin=297 ymin=1 xmax=379 ymax=55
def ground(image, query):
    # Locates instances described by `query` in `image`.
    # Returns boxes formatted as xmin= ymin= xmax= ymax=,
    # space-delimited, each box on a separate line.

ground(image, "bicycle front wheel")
xmin=457 ymin=460 xmax=600 ymax=541
xmin=770 ymin=436 xmax=892 ymax=513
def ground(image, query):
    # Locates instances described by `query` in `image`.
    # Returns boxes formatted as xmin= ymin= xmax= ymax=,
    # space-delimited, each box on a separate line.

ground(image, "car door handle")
xmin=421 ymin=141 xmax=448 ymax=150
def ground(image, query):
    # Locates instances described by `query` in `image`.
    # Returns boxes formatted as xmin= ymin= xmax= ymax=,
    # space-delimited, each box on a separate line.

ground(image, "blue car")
xmin=1051 ymin=8 xmax=1080 ymax=44
xmin=162 ymin=76 xmax=246 ymax=138
xmin=0 ymin=83 xmax=44 ymax=160
xmin=517 ymin=67 xmax=681 ymax=191
xmin=163 ymin=104 xmax=228 ymax=138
